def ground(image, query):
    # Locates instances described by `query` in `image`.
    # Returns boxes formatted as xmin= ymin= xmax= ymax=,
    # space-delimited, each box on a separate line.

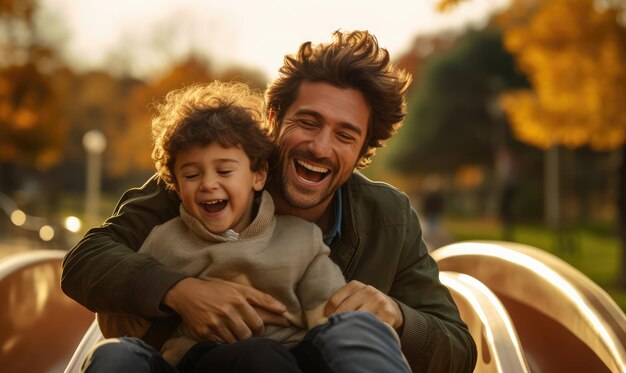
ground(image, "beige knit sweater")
xmin=98 ymin=191 xmax=346 ymax=364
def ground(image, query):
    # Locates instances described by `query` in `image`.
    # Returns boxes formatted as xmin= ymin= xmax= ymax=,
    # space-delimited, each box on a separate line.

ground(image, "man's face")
xmin=275 ymin=80 xmax=370 ymax=210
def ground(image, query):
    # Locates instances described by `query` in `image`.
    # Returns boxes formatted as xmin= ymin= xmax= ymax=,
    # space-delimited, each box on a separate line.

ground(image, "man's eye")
xmin=337 ymin=132 xmax=356 ymax=142
xmin=299 ymin=119 xmax=317 ymax=128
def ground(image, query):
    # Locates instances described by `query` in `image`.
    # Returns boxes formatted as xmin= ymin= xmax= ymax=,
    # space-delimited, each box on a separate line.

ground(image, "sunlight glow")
xmin=43 ymin=0 xmax=511 ymax=80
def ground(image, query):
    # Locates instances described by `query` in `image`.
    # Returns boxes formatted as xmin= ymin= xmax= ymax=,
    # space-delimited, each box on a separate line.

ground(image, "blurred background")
xmin=1 ymin=0 xmax=625 ymax=310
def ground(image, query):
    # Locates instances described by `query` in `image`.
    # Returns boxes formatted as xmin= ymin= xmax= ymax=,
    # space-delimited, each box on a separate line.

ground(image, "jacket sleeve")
xmin=61 ymin=174 xmax=188 ymax=317
xmin=390 ymin=205 xmax=477 ymax=372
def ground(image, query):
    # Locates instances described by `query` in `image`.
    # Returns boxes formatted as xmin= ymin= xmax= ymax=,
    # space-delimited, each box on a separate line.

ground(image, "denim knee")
xmin=82 ymin=337 xmax=175 ymax=373
xmin=309 ymin=311 xmax=396 ymax=342
xmin=303 ymin=311 xmax=410 ymax=373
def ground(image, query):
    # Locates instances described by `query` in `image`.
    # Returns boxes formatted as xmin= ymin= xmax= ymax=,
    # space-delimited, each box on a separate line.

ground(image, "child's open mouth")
xmin=201 ymin=200 xmax=228 ymax=213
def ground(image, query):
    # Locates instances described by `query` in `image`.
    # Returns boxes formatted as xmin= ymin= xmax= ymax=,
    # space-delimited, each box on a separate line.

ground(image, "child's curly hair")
xmin=151 ymin=81 xmax=275 ymax=190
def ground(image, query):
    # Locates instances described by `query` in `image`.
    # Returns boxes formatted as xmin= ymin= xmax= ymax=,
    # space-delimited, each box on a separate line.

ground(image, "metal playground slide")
xmin=433 ymin=241 xmax=626 ymax=372
xmin=1 ymin=241 xmax=625 ymax=372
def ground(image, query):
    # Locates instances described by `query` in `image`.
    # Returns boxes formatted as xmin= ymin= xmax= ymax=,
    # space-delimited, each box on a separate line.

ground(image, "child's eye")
xmin=217 ymin=170 xmax=233 ymax=175
xmin=184 ymin=173 xmax=199 ymax=180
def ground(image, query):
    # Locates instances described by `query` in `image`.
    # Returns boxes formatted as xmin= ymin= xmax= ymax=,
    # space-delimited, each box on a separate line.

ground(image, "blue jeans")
xmin=82 ymin=311 xmax=410 ymax=373
xmin=293 ymin=311 xmax=410 ymax=373
xmin=82 ymin=337 xmax=300 ymax=373
xmin=82 ymin=337 xmax=177 ymax=373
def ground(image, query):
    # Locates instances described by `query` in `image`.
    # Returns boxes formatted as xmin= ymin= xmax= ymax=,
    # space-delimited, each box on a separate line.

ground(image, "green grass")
xmin=444 ymin=217 xmax=626 ymax=312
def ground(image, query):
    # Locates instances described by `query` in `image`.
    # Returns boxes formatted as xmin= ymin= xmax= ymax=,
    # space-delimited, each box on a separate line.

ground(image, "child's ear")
xmin=253 ymin=162 xmax=268 ymax=191
xmin=173 ymin=182 xmax=182 ymax=198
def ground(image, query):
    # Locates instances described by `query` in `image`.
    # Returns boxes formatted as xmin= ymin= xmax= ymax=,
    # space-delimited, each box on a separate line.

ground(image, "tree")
xmin=500 ymin=0 xmax=626 ymax=286
xmin=0 ymin=0 xmax=69 ymax=170
xmin=390 ymin=29 xmax=530 ymax=174
xmin=498 ymin=0 xmax=626 ymax=150
xmin=0 ymin=64 xmax=66 ymax=169
xmin=439 ymin=0 xmax=626 ymax=287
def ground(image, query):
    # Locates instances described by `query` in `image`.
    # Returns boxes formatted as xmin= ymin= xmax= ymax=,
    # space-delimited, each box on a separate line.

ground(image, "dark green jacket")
xmin=62 ymin=172 xmax=476 ymax=372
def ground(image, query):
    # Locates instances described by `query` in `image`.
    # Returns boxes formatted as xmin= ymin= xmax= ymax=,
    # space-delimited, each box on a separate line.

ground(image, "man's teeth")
xmin=296 ymin=159 xmax=329 ymax=173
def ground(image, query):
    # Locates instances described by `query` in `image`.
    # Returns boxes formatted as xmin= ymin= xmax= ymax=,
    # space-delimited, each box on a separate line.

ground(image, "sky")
xmin=41 ymin=0 xmax=510 ymax=80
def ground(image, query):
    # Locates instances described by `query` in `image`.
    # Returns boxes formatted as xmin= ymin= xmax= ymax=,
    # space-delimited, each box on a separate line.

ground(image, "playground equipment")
xmin=0 ymin=250 xmax=93 ymax=372
xmin=2 ymin=241 xmax=625 ymax=372
xmin=433 ymin=241 xmax=626 ymax=373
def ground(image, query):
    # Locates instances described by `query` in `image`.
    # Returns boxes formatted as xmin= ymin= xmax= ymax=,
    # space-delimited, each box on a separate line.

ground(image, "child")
xmin=96 ymin=81 xmax=347 ymax=367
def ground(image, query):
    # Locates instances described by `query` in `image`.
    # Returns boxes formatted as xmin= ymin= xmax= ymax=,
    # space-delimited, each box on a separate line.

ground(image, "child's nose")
xmin=201 ymin=176 xmax=219 ymax=190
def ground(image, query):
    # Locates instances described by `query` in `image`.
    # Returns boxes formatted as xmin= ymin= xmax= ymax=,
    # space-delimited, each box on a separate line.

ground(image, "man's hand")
xmin=163 ymin=277 xmax=289 ymax=343
xmin=325 ymin=280 xmax=404 ymax=331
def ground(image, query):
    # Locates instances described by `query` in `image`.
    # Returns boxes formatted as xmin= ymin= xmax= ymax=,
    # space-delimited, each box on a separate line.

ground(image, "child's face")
xmin=174 ymin=142 xmax=267 ymax=234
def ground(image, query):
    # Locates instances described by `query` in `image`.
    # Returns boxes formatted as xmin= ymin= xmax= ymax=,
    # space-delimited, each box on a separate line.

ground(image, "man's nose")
xmin=307 ymin=128 xmax=332 ymax=159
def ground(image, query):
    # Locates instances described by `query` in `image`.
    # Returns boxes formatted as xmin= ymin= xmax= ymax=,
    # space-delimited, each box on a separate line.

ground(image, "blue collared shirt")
xmin=322 ymin=188 xmax=343 ymax=246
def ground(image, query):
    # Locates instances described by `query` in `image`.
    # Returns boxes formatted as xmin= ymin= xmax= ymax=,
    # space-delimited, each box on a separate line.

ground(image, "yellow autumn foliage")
xmin=439 ymin=0 xmax=626 ymax=150
xmin=500 ymin=0 xmax=626 ymax=150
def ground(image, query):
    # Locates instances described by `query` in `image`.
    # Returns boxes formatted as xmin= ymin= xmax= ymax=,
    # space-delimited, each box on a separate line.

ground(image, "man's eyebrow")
xmin=295 ymin=109 xmax=363 ymax=137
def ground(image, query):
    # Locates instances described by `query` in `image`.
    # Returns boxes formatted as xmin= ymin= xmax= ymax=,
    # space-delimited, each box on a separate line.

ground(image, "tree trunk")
xmin=616 ymin=144 xmax=626 ymax=288
xmin=545 ymin=146 xmax=560 ymax=229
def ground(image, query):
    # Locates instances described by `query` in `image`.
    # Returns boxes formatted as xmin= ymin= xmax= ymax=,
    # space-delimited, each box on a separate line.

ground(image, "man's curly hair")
xmin=265 ymin=30 xmax=412 ymax=169
xmin=151 ymin=81 xmax=275 ymax=189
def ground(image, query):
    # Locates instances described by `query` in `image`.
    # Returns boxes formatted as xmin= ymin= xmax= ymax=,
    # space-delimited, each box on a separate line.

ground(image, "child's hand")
xmin=163 ymin=277 xmax=289 ymax=343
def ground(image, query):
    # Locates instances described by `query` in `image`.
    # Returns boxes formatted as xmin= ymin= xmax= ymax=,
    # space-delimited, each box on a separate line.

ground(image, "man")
xmin=62 ymin=30 xmax=477 ymax=372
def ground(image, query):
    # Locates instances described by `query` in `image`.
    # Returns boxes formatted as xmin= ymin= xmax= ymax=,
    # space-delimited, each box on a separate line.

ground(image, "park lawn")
xmin=444 ymin=217 xmax=626 ymax=312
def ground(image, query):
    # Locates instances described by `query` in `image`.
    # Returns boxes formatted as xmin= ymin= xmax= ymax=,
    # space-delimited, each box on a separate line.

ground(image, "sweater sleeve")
xmin=390 ymin=204 xmax=477 ymax=372
xmin=61 ymin=174 xmax=189 ymax=317
xmin=296 ymin=225 xmax=346 ymax=329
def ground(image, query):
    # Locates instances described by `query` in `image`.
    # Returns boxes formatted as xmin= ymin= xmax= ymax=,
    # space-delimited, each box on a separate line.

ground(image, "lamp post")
xmin=82 ymin=130 xmax=107 ymax=228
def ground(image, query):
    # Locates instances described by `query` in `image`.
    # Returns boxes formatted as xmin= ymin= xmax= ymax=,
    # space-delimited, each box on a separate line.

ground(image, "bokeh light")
xmin=39 ymin=225 xmax=55 ymax=241
xmin=64 ymin=216 xmax=82 ymax=233
xmin=10 ymin=210 xmax=26 ymax=226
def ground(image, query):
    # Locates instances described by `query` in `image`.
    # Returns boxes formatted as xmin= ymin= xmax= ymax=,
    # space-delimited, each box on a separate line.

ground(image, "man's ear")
xmin=253 ymin=162 xmax=268 ymax=191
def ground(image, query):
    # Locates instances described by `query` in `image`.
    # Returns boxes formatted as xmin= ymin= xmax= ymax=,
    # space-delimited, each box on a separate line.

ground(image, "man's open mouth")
xmin=294 ymin=159 xmax=330 ymax=183
xmin=200 ymin=200 xmax=228 ymax=213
